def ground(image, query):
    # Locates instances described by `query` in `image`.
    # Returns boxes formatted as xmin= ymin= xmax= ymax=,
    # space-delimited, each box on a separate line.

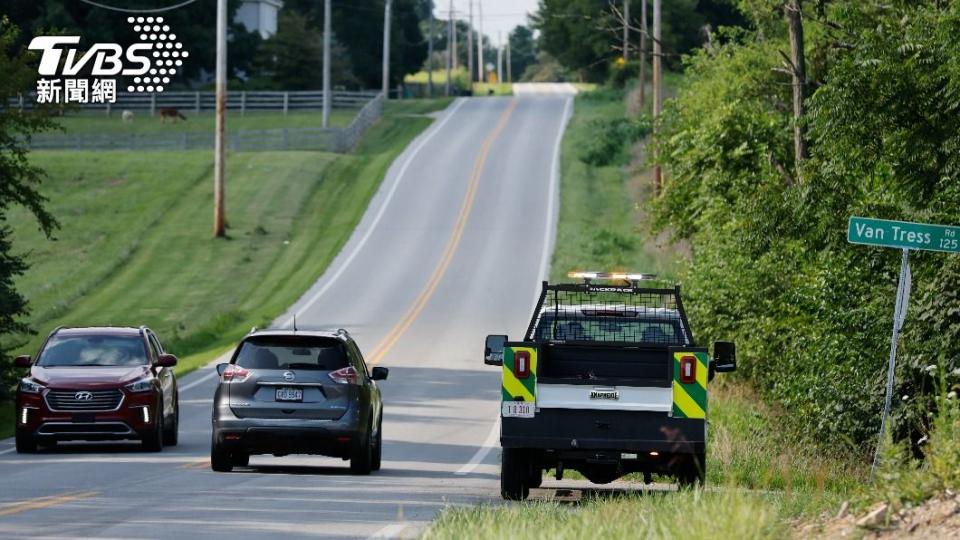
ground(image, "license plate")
xmin=501 ymin=402 xmax=535 ymax=418
xmin=275 ymin=387 xmax=303 ymax=402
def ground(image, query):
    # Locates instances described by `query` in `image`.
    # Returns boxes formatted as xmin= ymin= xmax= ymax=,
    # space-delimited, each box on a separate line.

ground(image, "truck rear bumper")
xmin=501 ymin=408 xmax=705 ymax=454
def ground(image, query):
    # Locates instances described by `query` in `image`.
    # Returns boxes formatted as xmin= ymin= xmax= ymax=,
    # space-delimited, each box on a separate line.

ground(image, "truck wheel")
xmin=211 ymin=436 xmax=233 ymax=473
xmin=15 ymin=431 xmax=37 ymax=454
xmin=527 ymin=466 xmax=543 ymax=489
xmin=501 ymin=448 xmax=530 ymax=501
xmin=677 ymin=453 xmax=706 ymax=489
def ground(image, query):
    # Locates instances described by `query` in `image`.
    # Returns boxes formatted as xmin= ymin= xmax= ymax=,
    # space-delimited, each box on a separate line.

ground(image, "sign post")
xmin=847 ymin=216 xmax=957 ymax=477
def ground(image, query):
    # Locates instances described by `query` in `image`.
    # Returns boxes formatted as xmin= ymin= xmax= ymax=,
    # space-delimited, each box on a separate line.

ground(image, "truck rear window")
xmin=534 ymin=316 xmax=685 ymax=345
xmin=234 ymin=336 xmax=348 ymax=371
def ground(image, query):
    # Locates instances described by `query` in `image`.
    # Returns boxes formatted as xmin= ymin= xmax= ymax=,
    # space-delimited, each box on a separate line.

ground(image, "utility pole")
xmin=477 ymin=0 xmax=484 ymax=82
xmin=496 ymin=31 xmax=502 ymax=83
xmin=652 ymin=0 xmax=662 ymax=192
xmin=322 ymin=0 xmax=331 ymax=126
xmin=445 ymin=3 xmax=452 ymax=96
xmin=639 ymin=0 xmax=647 ymax=109
xmin=622 ymin=0 xmax=629 ymax=62
xmin=382 ymin=0 xmax=392 ymax=99
xmin=427 ymin=3 xmax=434 ymax=97
xmin=506 ymin=38 xmax=511 ymax=83
xmin=213 ymin=0 xmax=226 ymax=237
xmin=450 ymin=3 xmax=457 ymax=72
xmin=467 ymin=0 xmax=474 ymax=82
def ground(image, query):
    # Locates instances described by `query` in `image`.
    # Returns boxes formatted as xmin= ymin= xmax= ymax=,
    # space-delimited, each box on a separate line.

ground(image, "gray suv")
xmin=210 ymin=329 xmax=387 ymax=474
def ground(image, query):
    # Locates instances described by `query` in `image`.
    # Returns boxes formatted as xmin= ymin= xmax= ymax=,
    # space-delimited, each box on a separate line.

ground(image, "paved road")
xmin=0 ymin=93 xmax=574 ymax=539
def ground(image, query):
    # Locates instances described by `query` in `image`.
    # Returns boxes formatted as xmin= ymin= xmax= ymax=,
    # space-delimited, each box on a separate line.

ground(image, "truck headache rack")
xmin=524 ymin=278 xmax=694 ymax=346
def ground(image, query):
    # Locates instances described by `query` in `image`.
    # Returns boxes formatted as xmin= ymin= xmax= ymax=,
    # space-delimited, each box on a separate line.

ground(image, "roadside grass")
xmin=550 ymin=91 xmax=677 ymax=282
xmin=10 ymin=98 xmax=452 ymax=365
xmin=53 ymin=109 xmax=356 ymax=134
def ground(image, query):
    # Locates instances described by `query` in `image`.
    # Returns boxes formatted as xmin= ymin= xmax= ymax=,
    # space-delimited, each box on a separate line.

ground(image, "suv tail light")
xmin=679 ymin=355 xmax=697 ymax=384
xmin=329 ymin=366 xmax=359 ymax=385
xmin=222 ymin=365 xmax=251 ymax=383
xmin=514 ymin=350 xmax=531 ymax=379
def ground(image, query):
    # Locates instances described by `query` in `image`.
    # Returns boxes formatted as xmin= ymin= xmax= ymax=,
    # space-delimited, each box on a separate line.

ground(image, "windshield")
xmin=534 ymin=316 xmax=686 ymax=345
xmin=235 ymin=336 xmax=348 ymax=370
xmin=38 ymin=335 xmax=149 ymax=367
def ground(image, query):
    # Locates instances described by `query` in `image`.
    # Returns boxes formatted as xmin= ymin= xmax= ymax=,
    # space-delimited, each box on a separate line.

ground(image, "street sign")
xmin=848 ymin=216 xmax=960 ymax=253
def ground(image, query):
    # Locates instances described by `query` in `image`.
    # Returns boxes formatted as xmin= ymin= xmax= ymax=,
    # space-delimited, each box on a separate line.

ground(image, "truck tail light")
xmin=222 ymin=365 xmax=251 ymax=383
xmin=514 ymin=350 xmax=531 ymax=379
xmin=679 ymin=355 xmax=696 ymax=384
xmin=329 ymin=366 xmax=359 ymax=385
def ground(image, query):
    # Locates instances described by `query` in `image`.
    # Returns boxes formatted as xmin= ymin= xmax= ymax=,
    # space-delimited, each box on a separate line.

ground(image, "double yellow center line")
xmin=367 ymin=98 xmax=518 ymax=366
xmin=0 ymin=491 xmax=98 ymax=517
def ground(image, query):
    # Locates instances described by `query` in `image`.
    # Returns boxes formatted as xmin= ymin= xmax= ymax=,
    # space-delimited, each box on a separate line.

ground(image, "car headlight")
xmin=125 ymin=378 xmax=155 ymax=393
xmin=19 ymin=379 xmax=45 ymax=394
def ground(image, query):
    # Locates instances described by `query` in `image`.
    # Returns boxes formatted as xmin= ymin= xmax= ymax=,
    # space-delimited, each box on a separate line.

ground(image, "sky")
xmin=437 ymin=0 xmax=540 ymax=47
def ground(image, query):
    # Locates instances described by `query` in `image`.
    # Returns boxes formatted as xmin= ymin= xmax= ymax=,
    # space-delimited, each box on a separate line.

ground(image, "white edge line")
xmin=454 ymin=96 xmax=574 ymax=477
xmin=367 ymin=522 xmax=409 ymax=540
xmin=280 ymin=98 xmax=468 ymax=328
xmin=454 ymin=417 xmax=501 ymax=476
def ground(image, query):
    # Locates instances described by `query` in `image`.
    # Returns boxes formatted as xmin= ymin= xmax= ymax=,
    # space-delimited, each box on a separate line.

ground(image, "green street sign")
xmin=848 ymin=216 xmax=960 ymax=253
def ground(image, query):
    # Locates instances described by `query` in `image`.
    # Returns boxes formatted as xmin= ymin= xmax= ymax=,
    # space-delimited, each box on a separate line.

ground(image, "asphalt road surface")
xmin=0 ymin=92 xmax=575 ymax=539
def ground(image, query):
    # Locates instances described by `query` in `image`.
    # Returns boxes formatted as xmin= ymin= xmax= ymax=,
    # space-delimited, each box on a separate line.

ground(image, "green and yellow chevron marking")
xmin=671 ymin=350 xmax=709 ymax=419
xmin=502 ymin=346 xmax=538 ymax=403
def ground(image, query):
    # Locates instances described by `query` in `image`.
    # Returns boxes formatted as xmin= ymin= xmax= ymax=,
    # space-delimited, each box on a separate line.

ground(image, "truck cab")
xmin=485 ymin=273 xmax=736 ymax=500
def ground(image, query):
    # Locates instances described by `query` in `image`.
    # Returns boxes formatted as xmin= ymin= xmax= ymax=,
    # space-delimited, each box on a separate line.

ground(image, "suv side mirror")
xmin=485 ymin=335 xmax=507 ymax=366
xmin=216 ymin=363 xmax=229 ymax=376
xmin=712 ymin=341 xmax=736 ymax=374
xmin=156 ymin=353 xmax=178 ymax=368
xmin=371 ymin=367 xmax=389 ymax=381
xmin=14 ymin=355 xmax=31 ymax=368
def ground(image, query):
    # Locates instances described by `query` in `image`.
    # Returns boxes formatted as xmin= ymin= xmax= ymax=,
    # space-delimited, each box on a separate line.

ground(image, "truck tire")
xmin=501 ymin=448 xmax=530 ymax=501
xmin=677 ymin=453 xmax=706 ymax=489
xmin=527 ymin=466 xmax=543 ymax=489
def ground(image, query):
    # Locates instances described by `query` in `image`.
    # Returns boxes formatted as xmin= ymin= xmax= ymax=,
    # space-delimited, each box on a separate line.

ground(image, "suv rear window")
xmin=38 ymin=335 xmax=149 ymax=367
xmin=235 ymin=336 xmax=348 ymax=371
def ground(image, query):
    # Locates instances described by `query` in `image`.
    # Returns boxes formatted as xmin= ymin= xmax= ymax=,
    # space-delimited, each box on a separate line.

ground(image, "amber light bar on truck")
xmin=567 ymin=271 xmax=658 ymax=284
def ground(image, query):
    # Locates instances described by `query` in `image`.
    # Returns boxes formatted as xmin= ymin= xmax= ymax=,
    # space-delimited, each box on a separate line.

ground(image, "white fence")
xmin=24 ymin=93 xmax=384 ymax=153
xmin=11 ymin=90 xmax=380 ymax=115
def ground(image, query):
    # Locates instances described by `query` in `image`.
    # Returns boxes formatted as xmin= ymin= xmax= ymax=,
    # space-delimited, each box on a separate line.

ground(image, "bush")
xmin=577 ymin=116 xmax=651 ymax=167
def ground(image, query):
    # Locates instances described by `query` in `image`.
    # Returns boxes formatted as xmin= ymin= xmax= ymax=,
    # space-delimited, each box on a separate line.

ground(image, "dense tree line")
xmin=651 ymin=0 xmax=960 ymax=453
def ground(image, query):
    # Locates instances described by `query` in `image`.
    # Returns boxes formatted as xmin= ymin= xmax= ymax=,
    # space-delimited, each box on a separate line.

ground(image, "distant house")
xmin=235 ymin=0 xmax=283 ymax=39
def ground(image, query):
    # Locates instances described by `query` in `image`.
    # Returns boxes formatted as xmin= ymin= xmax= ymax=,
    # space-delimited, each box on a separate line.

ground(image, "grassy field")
xmin=425 ymin=87 xmax=864 ymax=539
xmin=52 ymin=109 xmax=356 ymax=135
xmin=472 ymin=83 xmax=513 ymax=96
xmin=1 ymin=98 xmax=452 ymax=439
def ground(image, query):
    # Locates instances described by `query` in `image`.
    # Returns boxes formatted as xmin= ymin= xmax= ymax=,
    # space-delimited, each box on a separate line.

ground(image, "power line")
xmin=77 ymin=0 xmax=201 ymax=13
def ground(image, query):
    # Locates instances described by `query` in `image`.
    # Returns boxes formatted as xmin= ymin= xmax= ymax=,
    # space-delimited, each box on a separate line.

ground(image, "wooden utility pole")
xmin=652 ymin=0 xmax=662 ymax=192
xmin=622 ymin=0 xmax=629 ymax=62
xmin=322 ymin=0 xmax=331 ymax=125
xmin=786 ymin=0 xmax=808 ymax=169
xmin=445 ymin=1 xmax=452 ymax=96
xmin=213 ymin=0 xmax=226 ymax=237
xmin=506 ymin=38 xmax=511 ymax=83
xmin=427 ymin=4 xmax=434 ymax=97
xmin=496 ymin=31 xmax=502 ymax=83
xmin=639 ymin=0 xmax=647 ymax=110
xmin=467 ymin=0 xmax=474 ymax=82
xmin=382 ymin=0 xmax=393 ymax=99
xmin=477 ymin=0 xmax=484 ymax=82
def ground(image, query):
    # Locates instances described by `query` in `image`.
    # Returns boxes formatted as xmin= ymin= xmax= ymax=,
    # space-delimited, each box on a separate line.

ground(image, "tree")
xmin=251 ymin=11 xmax=358 ymax=90
xmin=0 ymin=18 xmax=58 ymax=400
xmin=508 ymin=25 xmax=537 ymax=81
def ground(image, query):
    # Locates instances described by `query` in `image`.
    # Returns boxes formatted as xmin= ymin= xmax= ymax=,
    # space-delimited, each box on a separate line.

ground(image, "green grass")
xmin=11 ymin=98 xmax=452 ymax=362
xmin=550 ymin=92 xmax=677 ymax=281
xmin=52 ymin=109 xmax=356 ymax=135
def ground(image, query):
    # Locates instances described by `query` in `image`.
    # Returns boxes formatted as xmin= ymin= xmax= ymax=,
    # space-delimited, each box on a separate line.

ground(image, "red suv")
xmin=14 ymin=326 xmax=179 ymax=453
